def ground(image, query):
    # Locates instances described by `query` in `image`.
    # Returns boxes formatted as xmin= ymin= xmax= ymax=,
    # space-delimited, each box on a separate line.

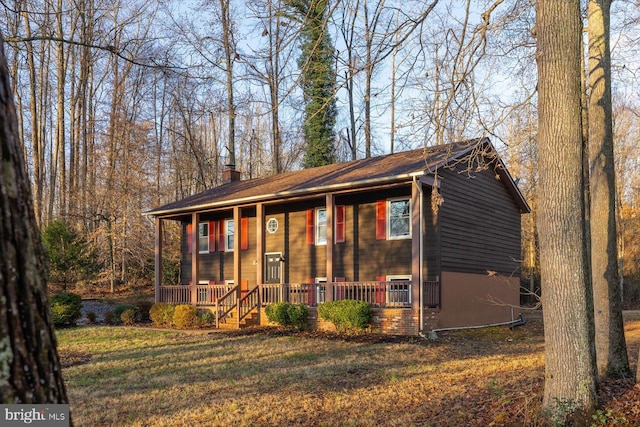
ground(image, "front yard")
xmin=56 ymin=314 xmax=640 ymax=426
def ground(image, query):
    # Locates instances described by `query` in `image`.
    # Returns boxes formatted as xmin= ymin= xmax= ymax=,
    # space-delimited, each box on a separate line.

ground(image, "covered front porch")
xmin=155 ymin=279 xmax=441 ymax=331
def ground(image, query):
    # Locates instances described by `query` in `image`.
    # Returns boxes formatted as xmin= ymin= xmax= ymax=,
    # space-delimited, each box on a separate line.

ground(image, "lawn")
xmin=57 ymin=314 xmax=640 ymax=426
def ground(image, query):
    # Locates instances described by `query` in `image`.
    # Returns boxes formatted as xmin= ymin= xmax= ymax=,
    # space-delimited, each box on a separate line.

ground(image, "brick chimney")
xmin=222 ymin=164 xmax=241 ymax=183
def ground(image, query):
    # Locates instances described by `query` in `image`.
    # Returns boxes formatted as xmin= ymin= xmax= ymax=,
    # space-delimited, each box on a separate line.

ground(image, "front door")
xmin=265 ymin=253 xmax=282 ymax=284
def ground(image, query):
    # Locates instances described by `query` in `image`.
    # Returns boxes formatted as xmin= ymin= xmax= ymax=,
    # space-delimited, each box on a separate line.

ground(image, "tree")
xmin=535 ymin=0 xmax=597 ymax=421
xmin=287 ymin=0 xmax=337 ymax=168
xmin=0 ymin=33 xmax=68 ymax=404
xmin=42 ymin=219 xmax=99 ymax=291
xmin=587 ymin=0 xmax=630 ymax=380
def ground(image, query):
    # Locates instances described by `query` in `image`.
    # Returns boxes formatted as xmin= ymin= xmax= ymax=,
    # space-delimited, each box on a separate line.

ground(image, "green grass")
xmin=56 ymin=319 xmax=639 ymax=426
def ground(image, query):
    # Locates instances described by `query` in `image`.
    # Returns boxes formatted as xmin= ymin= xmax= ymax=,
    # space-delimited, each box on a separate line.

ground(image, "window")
xmin=315 ymin=208 xmax=327 ymax=245
xmin=388 ymin=198 xmax=411 ymax=239
xmin=225 ymin=219 xmax=234 ymax=251
xmin=386 ymin=275 xmax=411 ymax=305
xmin=198 ymin=223 xmax=209 ymax=253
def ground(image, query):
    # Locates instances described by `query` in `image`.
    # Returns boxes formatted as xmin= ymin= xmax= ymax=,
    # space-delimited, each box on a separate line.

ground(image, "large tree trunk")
xmin=0 ymin=34 xmax=69 ymax=405
xmin=535 ymin=0 xmax=597 ymax=422
xmin=587 ymin=0 xmax=630 ymax=380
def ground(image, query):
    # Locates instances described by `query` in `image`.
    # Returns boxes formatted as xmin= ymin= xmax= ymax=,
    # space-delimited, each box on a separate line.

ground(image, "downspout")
xmin=413 ymin=176 xmax=424 ymax=334
xmin=426 ymin=309 xmax=525 ymax=339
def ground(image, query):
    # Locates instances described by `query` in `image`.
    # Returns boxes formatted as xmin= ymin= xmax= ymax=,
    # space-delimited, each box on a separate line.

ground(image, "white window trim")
xmin=387 ymin=197 xmax=411 ymax=240
xmin=386 ymin=275 xmax=411 ymax=304
xmin=225 ymin=219 xmax=234 ymax=252
xmin=198 ymin=222 xmax=209 ymax=253
xmin=315 ymin=277 xmax=327 ymax=283
xmin=386 ymin=275 xmax=411 ymax=281
xmin=315 ymin=207 xmax=327 ymax=246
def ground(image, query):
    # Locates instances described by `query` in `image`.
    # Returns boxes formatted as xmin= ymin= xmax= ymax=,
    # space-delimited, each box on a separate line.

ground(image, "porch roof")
xmin=146 ymin=138 xmax=529 ymax=217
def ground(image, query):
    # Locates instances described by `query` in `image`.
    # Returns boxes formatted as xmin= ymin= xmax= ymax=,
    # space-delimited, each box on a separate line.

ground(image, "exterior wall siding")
xmin=438 ymin=162 xmax=522 ymax=275
xmin=355 ymin=191 xmax=413 ymax=281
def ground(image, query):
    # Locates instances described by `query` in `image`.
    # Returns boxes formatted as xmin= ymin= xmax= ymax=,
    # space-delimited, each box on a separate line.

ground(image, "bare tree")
xmin=536 ymin=0 xmax=597 ymax=421
xmin=587 ymin=0 xmax=630 ymax=380
xmin=0 ymin=32 xmax=68 ymax=406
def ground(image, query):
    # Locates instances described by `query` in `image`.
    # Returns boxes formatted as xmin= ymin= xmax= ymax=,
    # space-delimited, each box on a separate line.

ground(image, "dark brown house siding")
xmin=438 ymin=161 xmax=522 ymax=275
xmin=348 ymin=187 xmax=414 ymax=281
xmin=422 ymin=187 xmax=440 ymax=280
xmin=181 ymin=214 xmax=257 ymax=286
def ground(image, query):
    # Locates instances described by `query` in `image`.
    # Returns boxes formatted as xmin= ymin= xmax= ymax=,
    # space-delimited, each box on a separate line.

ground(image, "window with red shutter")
xmin=187 ymin=223 xmax=193 ymax=253
xmin=376 ymin=200 xmax=386 ymax=240
xmin=218 ymin=219 xmax=225 ymax=252
xmin=209 ymin=221 xmax=216 ymax=252
xmin=241 ymin=217 xmax=249 ymax=250
xmin=335 ymin=205 xmax=345 ymax=243
xmin=306 ymin=209 xmax=314 ymax=245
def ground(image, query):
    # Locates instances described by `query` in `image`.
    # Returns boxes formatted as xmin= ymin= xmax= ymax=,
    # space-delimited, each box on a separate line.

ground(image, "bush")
xmin=265 ymin=302 xmax=308 ymax=330
xmin=286 ymin=304 xmax=309 ymax=330
xmin=50 ymin=292 xmax=83 ymax=326
xmin=149 ymin=303 xmax=175 ymax=327
xmin=318 ymin=300 xmax=373 ymax=333
xmin=265 ymin=302 xmax=290 ymax=325
xmin=111 ymin=304 xmax=138 ymax=325
xmin=134 ymin=300 xmax=153 ymax=322
xmin=200 ymin=310 xmax=215 ymax=326
xmin=104 ymin=311 xmax=114 ymax=325
xmin=172 ymin=304 xmax=200 ymax=329
xmin=120 ymin=309 xmax=136 ymax=326
xmin=86 ymin=312 xmax=97 ymax=323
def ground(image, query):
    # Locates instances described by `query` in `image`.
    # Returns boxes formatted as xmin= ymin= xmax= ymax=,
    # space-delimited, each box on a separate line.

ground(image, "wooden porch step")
xmin=216 ymin=309 xmax=259 ymax=329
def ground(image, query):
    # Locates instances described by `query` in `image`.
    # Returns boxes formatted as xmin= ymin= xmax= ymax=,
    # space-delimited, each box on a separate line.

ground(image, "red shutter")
xmin=218 ymin=219 xmax=225 ymax=251
xmin=241 ymin=217 xmax=249 ymax=250
xmin=209 ymin=221 xmax=216 ymax=252
xmin=306 ymin=209 xmax=315 ymax=245
xmin=187 ymin=223 xmax=193 ymax=254
xmin=335 ymin=205 xmax=345 ymax=243
xmin=376 ymin=201 xmax=386 ymax=240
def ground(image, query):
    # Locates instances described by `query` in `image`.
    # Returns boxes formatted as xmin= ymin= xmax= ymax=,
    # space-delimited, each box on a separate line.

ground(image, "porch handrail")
xmin=215 ymin=284 xmax=239 ymax=328
xmin=196 ymin=283 xmax=233 ymax=305
xmin=333 ymin=281 xmax=411 ymax=307
xmin=158 ymin=285 xmax=191 ymax=304
xmin=238 ymin=287 xmax=260 ymax=324
xmin=261 ymin=281 xmax=413 ymax=308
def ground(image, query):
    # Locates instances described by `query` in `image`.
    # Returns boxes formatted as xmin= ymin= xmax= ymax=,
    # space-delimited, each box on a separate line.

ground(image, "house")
xmin=145 ymin=138 xmax=530 ymax=335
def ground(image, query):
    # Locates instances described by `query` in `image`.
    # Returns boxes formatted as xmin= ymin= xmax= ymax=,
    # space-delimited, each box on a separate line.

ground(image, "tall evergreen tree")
xmin=288 ymin=0 xmax=337 ymax=168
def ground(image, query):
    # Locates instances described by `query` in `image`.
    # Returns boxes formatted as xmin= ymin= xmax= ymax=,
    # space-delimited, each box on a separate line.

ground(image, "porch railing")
xmin=423 ymin=280 xmax=441 ymax=309
xmin=158 ymin=285 xmax=191 ymax=304
xmin=158 ymin=279 xmax=441 ymax=311
xmin=158 ymin=284 xmax=233 ymax=305
xmin=261 ymin=281 xmax=413 ymax=308
xmin=196 ymin=284 xmax=234 ymax=306
xmin=238 ymin=287 xmax=260 ymax=324
xmin=215 ymin=285 xmax=239 ymax=328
